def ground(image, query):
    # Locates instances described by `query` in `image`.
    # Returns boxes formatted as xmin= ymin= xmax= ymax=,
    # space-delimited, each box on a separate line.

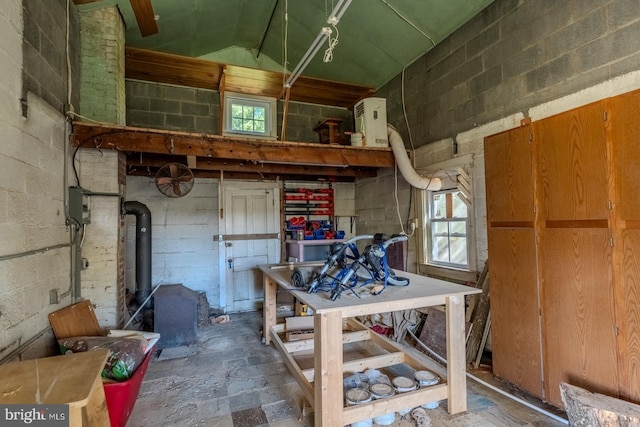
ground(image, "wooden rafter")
xmin=71 ymin=122 xmax=394 ymax=181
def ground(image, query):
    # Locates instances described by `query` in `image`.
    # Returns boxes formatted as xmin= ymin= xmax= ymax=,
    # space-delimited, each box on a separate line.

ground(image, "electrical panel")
xmin=68 ymin=187 xmax=91 ymax=225
xmin=353 ymin=97 xmax=388 ymax=147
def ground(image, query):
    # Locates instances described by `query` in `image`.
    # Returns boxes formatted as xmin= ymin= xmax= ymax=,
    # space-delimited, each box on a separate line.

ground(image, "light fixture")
xmin=284 ymin=27 xmax=332 ymax=88
xmin=283 ymin=0 xmax=353 ymax=88
xmin=327 ymin=0 xmax=352 ymax=25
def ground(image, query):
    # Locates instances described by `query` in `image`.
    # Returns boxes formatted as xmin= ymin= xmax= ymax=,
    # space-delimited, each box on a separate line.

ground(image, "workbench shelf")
xmin=283 ymin=183 xmax=336 ymax=242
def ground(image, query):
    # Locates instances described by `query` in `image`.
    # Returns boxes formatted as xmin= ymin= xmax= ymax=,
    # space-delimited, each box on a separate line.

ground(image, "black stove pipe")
xmin=123 ymin=201 xmax=152 ymax=305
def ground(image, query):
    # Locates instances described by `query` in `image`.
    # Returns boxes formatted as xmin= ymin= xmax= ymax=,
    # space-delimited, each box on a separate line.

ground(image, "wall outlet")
xmin=49 ymin=289 xmax=59 ymax=304
xmin=81 ymin=258 xmax=89 ymax=270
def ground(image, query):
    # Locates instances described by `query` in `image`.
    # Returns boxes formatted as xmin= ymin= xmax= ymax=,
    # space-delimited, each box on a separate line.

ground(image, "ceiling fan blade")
xmin=156 ymin=177 xmax=172 ymax=185
xmin=169 ymin=163 xmax=178 ymax=178
xmin=177 ymin=174 xmax=193 ymax=182
xmin=173 ymin=183 xmax=182 ymax=196
xmin=130 ymin=0 xmax=159 ymax=37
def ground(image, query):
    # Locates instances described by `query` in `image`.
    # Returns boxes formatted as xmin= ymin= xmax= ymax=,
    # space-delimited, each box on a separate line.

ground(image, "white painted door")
xmin=222 ymin=184 xmax=280 ymax=312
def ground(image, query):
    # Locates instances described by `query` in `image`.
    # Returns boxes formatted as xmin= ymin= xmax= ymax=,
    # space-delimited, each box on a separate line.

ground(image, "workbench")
xmin=0 ymin=349 xmax=111 ymax=427
xmin=260 ymin=262 xmax=481 ymax=426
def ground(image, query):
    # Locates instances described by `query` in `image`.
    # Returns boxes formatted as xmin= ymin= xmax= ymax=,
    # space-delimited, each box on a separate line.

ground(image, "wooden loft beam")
xmin=70 ymin=121 xmax=395 ymax=170
xmin=125 ymin=46 xmax=374 ymax=108
xmin=125 ymin=153 xmax=378 ymax=178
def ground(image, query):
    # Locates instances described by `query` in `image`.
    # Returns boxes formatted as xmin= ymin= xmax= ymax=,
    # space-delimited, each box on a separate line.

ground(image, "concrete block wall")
xmin=0 ymin=0 xmax=73 ymax=361
xmin=126 ymin=79 xmax=354 ymax=143
xmin=125 ymin=176 xmax=220 ymax=307
xmin=126 ymin=80 xmax=219 ymax=133
xmin=362 ymin=0 xmax=640 ymax=275
xmin=77 ymin=5 xmax=125 ymax=327
xmin=22 ymin=0 xmax=80 ymax=114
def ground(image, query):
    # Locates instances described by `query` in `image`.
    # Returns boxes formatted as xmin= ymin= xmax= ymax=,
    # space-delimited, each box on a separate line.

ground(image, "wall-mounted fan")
xmin=155 ymin=163 xmax=194 ymax=197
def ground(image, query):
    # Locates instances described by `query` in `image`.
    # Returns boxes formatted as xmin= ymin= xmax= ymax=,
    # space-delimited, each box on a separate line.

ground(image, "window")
xmin=223 ymin=92 xmax=277 ymax=139
xmin=427 ymin=190 xmax=469 ymax=268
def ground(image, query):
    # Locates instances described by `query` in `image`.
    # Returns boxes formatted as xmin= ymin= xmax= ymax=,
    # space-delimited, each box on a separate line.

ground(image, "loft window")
xmin=427 ymin=189 xmax=469 ymax=268
xmin=223 ymin=92 xmax=277 ymax=139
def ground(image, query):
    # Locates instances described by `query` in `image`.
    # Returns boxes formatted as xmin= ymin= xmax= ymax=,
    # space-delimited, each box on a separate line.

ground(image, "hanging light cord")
xmin=323 ymin=24 xmax=339 ymax=63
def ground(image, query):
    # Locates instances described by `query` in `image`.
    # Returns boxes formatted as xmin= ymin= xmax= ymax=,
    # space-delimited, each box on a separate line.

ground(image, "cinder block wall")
xmin=77 ymin=6 xmax=126 ymax=327
xmin=125 ymin=177 xmax=220 ymax=307
xmin=358 ymin=0 xmax=640 ymax=274
xmin=126 ymin=80 xmax=354 ymax=142
xmin=126 ymin=80 xmax=219 ymax=133
xmin=0 ymin=0 xmax=76 ymax=361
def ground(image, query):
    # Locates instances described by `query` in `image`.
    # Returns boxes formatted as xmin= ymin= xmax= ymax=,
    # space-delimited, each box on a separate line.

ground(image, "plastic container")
xmin=392 ymin=376 xmax=417 ymax=417
xmin=345 ymin=388 xmax=372 ymax=427
xmin=343 ymin=373 xmax=369 ymax=390
xmin=369 ymin=383 xmax=396 ymax=425
xmin=103 ymin=345 xmax=155 ymax=427
xmin=414 ymin=370 xmax=441 ymax=409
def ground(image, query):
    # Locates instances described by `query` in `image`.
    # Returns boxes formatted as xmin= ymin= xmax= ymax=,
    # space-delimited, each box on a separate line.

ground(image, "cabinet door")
xmin=535 ymin=102 xmax=618 ymax=407
xmin=607 ymin=89 xmax=640 ymax=402
xmin=485 ymin=125 xmax=543 ymax=397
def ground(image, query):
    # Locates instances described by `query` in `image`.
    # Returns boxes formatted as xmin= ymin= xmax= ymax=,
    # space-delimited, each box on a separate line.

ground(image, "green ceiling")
xmin=82 ymin=0 xmax=494 ymax=89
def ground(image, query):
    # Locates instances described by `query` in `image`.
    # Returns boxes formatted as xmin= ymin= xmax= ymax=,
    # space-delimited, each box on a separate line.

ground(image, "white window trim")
xmin=222 ymin=92 xmax=277 ymax=139
xmin=415 ymin=154 xmax=477 ymax=275
xmin=427 ymin=189 xmax=470 ymax=269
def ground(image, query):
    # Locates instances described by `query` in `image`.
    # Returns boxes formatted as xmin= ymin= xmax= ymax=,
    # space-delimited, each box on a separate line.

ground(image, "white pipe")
xmin=406 ymin=326 xmax=569 ymax=425
xmin=387 ymin=124 xmax=442 ymax=191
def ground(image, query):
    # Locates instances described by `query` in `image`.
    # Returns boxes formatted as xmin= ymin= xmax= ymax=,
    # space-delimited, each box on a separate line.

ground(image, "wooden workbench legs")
xmin=314 ymin=311 xmax=344 ymax=426
xmin=263 ymin=275 xmax=278 ymax=345
xmin=446 ymin=295 xmax=468 ymax=414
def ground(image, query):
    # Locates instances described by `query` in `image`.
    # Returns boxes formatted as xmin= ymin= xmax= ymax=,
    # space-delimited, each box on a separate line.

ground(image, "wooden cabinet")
xmin=485 ymin=90 xmax=640 ymax=408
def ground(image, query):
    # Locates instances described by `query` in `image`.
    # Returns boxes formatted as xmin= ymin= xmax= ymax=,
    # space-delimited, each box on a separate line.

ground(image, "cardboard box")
xmin=285 ymin=316 xmax=314 ymax=341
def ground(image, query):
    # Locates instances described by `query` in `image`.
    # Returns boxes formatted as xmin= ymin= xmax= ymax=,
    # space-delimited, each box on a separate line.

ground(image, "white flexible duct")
xmin=387 ymin=124 xmax=442 ymax=191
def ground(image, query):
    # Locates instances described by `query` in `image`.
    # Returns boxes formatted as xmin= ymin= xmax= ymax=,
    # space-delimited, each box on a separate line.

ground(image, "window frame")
xmin=222 ymin=92 xmax=277 ymax=139
xmin=426 ymin=189 xmax=470 ymax=269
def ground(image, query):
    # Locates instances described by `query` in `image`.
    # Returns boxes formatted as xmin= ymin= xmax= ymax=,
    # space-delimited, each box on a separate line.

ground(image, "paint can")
xmin=414 ymin=370 xmax=441 ymax=409
xmin=345 ymin=388 xmax=372 ymax=427
xmin=369 ymin=383 xmax=396 ymax=425
xmin=392 ymin=376 xmax=417 ymax=416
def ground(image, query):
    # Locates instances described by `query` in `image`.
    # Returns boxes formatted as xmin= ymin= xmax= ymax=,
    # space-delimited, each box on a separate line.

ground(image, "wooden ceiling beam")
xmin=128 ymin=167 xmax=356 ymax=183
xmin=71 ymin=122 xmax=395 ymax=168
xmin=125 ymin=153 xmax=378 ymax=178
xmin=130 ymin=0 xmax=159 ymax=37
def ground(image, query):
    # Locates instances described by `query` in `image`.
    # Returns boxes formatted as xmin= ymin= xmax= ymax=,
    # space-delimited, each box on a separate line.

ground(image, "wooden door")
xmin=223 ymin=185 xmax=280 ymax=312
xmin=535 ymin=102 xmax=618 ymax=407
xmin=485 ymin=124 xmax=543 ymax=397
xmin=607 ymin=89 xmax=640 ymax=403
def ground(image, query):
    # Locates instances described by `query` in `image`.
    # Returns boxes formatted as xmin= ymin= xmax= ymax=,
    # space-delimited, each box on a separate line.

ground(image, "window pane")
xmin=432 ymin=194 xmax=446 ymax=219
xmin=453 ymin=192 xmax=468 ymax=218
xmin=253 ymin=107 xmax=265 ymax=120
xmin=254 ymin=121 xmax=265 ymax=133
xmin=242 ymin=120 xmax=254 ymax=132
xmin=231 ymin=118 xmax=243 ymax=131
xmin=450 ymin=237 xmax=468 ymax=264
xmin=450 ymin=221 xmax=467 ymax=235
xmin=231 ymin=104 xmax=243 ymax=118
xmin=432 ymin=236 xmax=450 ymax=262
xmin=432 ymin=222 xmax=448 ymax=235
xmin=242 ymin=106 xmax=254 ymax=119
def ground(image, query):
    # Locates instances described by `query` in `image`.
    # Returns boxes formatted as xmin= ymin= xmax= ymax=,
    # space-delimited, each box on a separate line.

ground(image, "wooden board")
xmin=607 ymin=89 xmax=640 ymax=402
xmin=488 ymin=228 xmax=542 ymax=398
xmin=48 ymin=300 xmax=104 ymax=339
xmin=484 ymin=124 xmax=535 ymax=224
xmin=539 ymin=228 xmax=618 ymax=407
xmin=0 ymin=350 xmax=110 ymax=427
xmin=535 ymin=101 xmax=609 ymax=222
xmin=418 ymin=307 xmax=471 ymax=361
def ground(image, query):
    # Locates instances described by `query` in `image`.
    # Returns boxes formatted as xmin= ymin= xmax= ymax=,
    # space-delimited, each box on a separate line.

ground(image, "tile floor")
xmin=127 ymin=311 xmax=568 ymax=427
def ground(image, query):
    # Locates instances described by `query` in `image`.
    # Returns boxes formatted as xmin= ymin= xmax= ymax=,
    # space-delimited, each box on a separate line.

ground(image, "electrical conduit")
xmin=387 ymin=124 xmax=442 ymax=191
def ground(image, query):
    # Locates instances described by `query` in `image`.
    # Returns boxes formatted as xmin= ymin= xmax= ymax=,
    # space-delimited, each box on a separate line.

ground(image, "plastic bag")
xmin=58 ymin=335 xmax=147 ymax=381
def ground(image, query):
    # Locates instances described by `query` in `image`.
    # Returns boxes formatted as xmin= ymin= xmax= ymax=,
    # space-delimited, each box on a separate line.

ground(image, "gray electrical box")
xmin=68 ymin=187 xmax=91 ymax=224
